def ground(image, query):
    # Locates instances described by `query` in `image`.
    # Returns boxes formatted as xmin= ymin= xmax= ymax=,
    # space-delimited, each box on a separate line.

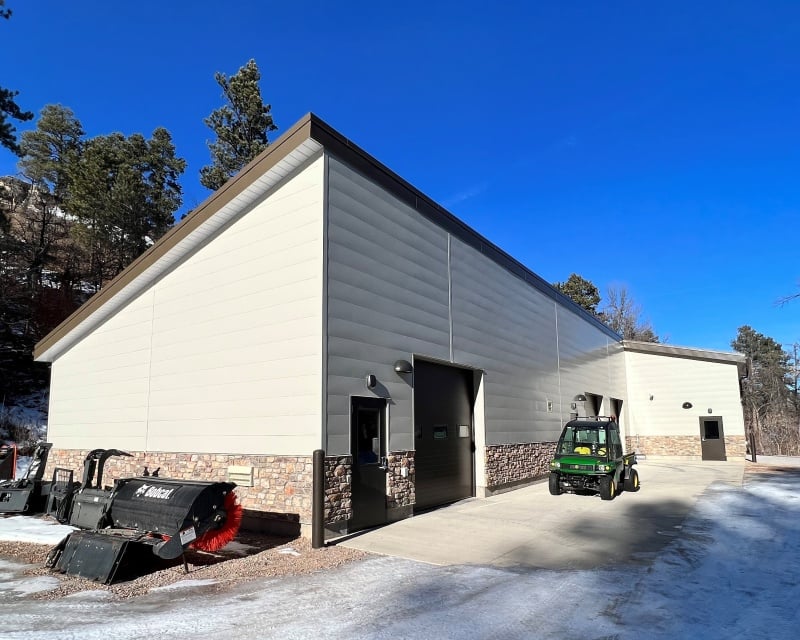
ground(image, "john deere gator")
xmin=549 ymin=417 xmax=639 ymax=500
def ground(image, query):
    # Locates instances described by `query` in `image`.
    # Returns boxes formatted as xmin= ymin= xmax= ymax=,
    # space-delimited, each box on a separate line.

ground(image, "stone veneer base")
xmin=484 ymin=442 xmax=557 ymax=492
xmin=44 ymin=448 xmax=314 ymax=536
xmin=626 ymin=435 xmax=747 ymax=459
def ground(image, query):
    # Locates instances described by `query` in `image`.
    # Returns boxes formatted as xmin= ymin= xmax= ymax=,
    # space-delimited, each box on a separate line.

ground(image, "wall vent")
xmin=227 ymin=465 xmax=254 ymax=487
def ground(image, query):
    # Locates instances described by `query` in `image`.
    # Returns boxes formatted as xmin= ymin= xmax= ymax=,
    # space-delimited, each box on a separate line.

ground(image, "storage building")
xmin=34 ymin=114 xmax=746 ymax=537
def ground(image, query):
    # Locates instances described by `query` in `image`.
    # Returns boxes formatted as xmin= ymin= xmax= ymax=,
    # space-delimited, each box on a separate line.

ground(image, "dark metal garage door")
xmin=413 ymin=360 xmax=474 ymax=510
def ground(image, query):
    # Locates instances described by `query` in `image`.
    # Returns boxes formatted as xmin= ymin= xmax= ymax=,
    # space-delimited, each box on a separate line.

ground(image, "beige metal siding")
xmin=326 ymin=155 xmax=451 ymax=453
xmin=325 ymin=154 xmax=627 ymax=453
xmin=556 ymin=306 xmax=627 ymax=422
xmin=47 ymin=291 xmax=154 ymax=451
xmin=452 ymin=242 xmax=627 ymax=443
xmin=450 ymin=241 xmax=561 ymax=442
xmin=47 ymin=156 xmax=325 ymax=455
xmin=624 ymin=350 xmax=745 ymax=438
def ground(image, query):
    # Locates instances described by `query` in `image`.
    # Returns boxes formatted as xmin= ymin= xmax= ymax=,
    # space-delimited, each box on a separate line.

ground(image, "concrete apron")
xmin=337 ymin=460 xmax=745 ymax=570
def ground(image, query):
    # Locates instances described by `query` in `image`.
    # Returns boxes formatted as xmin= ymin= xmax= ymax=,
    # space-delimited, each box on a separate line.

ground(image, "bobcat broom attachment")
xmin=47 ymin=449 xmax=242 ymax=584
xmin=0 ymin=442 xmax=53 ymax=514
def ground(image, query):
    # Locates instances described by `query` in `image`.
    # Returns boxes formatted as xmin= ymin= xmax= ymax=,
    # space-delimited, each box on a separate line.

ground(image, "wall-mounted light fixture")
xmin=649 ymin=395 xmax=654 ymax=401
xmin=365 ymin=374 xmax=377 ymax=389
xmin=682 ymin=402 xmax=693 ymax=409
xmin=573 ymin=394 xmax=587 ymax=402
xmin=708 ymin=408 xmax=713 ymax=414
xmin=393 ymin=359 xmax=413 ymax=374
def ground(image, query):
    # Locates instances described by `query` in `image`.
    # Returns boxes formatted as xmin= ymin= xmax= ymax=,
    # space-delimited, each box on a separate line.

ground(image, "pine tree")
xmin=19 ymin=104 xmax=85 ymax=199
xmin=66 ymin=129 xmax=186 ymax=288
xmin=553 ymin=273 xmax=601 ymax=314
xmin=200 ymin=59 xmax=277 ymax=191
xmin=732 ymin=326 xmax=798 ymax=455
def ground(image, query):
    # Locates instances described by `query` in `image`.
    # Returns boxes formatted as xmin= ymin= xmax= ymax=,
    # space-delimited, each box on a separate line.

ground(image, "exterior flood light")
xmin=393 ymin=359 xmax=413 ymax=374
xmin=365 ymin=374 xmax=377 ymax=389
xmin=682 ymin=402 xmax=693 ymax=409
xmin=573 ymin=394 xmax=587 ymax=402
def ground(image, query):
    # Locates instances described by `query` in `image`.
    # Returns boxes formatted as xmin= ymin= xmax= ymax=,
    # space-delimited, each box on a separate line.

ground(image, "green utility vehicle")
xmin=548 ymin=417 xmax=639 ymax=500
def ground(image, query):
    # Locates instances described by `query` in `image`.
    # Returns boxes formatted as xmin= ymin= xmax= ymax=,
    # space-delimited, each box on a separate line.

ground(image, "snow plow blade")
xmin=49 ymin=530 xmax=158 ymax=584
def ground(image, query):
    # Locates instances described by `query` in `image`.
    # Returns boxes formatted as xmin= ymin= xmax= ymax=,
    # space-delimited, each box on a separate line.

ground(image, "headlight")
xmin=597 ymin=463 xmax=611 ymax=472
xmin=550 ymin=461 xmax=561 ymax=470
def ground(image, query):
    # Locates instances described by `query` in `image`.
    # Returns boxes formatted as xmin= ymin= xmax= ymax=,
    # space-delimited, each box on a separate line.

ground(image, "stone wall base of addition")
xmin=626 ymin=435 xmax=747 ymax=460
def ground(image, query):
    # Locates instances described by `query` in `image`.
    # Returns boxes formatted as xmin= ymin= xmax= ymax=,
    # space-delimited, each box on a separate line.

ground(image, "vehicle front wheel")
xmin=548 ymin=472 xmax=562 ymax=496
xmin=599 ymin=475 xmax=616 ymax=500
xmin=624 ymin=468 xmax=640 ymax=492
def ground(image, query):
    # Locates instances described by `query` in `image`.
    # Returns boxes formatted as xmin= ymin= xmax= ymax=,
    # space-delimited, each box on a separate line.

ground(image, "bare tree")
xmin=600 ymin=286 xmax=659 ymax=342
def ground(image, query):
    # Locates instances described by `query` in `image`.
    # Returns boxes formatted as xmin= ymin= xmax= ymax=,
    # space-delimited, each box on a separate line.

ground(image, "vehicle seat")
xmin=574 ymin=446 xmax=591 ymax=455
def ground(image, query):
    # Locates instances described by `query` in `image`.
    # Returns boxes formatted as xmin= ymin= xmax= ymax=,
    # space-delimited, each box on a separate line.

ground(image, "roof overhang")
xmin=35 ymin=116 xmax=324 ymax=362
xmin=35 ymin=112 xmax=620 ymax=362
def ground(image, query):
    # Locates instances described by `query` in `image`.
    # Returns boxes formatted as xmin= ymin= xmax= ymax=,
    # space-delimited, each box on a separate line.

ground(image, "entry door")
xmin=350 ymin=397 xmax=387 ymax=531
xmin=699 ymin=417 xmax=727 ymax=461
xmin=413 ymin=360 xmax=475 ymax=511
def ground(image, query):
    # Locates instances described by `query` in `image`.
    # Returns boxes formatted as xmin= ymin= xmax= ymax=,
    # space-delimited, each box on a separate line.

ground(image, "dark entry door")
xmin=413 ymin=360 xmax=474 ymax=511
xmin=699 ymin=417 xmax=727 ymax=461
xmin=350 ymin=396 xmax=387 ymax=531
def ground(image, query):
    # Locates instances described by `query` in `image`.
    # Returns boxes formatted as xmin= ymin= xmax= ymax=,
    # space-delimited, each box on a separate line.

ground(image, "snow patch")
xmin=149 ymin=579 xmax=219 ymax=592
xmin=0 ymin=515 xmax=76 ymax=544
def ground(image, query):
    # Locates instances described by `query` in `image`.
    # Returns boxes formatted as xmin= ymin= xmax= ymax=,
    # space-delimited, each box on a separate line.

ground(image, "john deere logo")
xmin=133 ymin=484 xmax=175 ymax=500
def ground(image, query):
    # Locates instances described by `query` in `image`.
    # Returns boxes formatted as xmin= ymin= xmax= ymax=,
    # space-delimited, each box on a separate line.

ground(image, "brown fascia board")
xmin=34 ymin=114 xmax=317 ymax=361
xmin=35 ymin=112 xmax=619 ymax=361
xmin=306 ymin=118 xmax=621 ymax=340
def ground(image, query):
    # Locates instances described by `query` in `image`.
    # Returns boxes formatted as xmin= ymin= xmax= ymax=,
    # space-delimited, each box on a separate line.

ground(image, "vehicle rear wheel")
xmin=624 ymin=468 xmax=640 ymax=492
xmin=599 ymin=475 xmax=616 ymax=500
xmin=548 ymin=472 xmax=562 ymax=496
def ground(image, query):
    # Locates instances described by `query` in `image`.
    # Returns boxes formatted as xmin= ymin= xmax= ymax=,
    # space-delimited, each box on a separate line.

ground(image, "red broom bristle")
xmin=191 ymin=491 xmax=243 ymax=553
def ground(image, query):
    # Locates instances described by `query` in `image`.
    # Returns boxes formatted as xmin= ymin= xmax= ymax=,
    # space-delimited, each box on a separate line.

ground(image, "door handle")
xmin=378 ymin=456 xmax=388 ymax=471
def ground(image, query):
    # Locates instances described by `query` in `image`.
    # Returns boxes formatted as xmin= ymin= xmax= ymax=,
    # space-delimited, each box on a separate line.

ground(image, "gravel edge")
xmin=0 ymin=528 xmax=369 ymax=600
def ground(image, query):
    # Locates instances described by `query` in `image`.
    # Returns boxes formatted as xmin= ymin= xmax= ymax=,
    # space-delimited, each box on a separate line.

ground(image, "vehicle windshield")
xmin=558 ymin=426 xmax=608 ymax=456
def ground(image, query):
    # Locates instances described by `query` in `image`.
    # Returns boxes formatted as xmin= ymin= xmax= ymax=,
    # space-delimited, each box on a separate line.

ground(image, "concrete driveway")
xmin=338 ymin=460 xmax=745 ymax=569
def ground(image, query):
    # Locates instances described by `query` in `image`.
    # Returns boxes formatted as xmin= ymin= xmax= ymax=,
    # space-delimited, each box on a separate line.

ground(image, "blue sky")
xmin=1 ymin=1 xmax=798 ymax=352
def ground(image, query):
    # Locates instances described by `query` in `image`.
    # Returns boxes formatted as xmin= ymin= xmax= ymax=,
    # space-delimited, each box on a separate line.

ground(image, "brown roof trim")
xmin=34 ymin=115 xmax=317 ymax=360
xmin=36 ymin=112 xmax=620 ymax=361
xmin=307 ymin=117 xmax=620 ymax=340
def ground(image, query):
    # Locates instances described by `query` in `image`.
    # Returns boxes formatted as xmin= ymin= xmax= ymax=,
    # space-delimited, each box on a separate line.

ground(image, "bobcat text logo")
xmin=133 ymin=484 xmax=175 ymax=500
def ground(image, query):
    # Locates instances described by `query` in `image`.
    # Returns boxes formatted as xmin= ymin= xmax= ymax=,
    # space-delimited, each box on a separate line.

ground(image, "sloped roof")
xmin=35 ymin=113 xmax=619 ymax=362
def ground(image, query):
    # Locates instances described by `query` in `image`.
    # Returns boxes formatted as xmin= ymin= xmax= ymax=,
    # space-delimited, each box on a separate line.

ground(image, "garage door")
xmin=413 ymin=360 xmax=474 ymax=510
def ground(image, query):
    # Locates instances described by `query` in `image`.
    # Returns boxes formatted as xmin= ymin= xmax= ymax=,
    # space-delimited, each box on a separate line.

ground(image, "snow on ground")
xmin=0 ymin=515 xmax=75 ymax=544
xmin=0 ymin=559 xmax=61 ymax=597
xmin=1 ymin=472 xmax=798 ymax=639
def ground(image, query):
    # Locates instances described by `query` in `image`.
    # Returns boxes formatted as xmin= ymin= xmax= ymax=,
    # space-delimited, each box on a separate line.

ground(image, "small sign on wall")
xmin=459 ymin=424 xmax=470 ymax=438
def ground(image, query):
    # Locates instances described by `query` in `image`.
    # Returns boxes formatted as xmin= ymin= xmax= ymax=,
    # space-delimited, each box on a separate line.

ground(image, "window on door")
xmin=356 ymin=407 xmax=380 ymax=465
